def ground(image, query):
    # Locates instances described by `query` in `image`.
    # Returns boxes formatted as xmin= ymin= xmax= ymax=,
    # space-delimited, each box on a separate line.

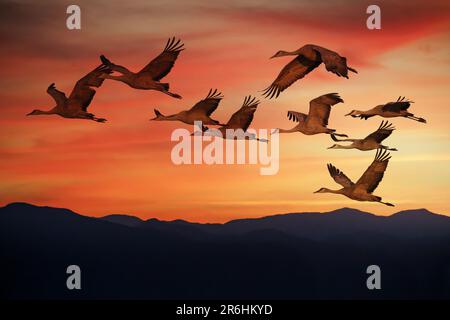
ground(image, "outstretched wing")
xmin=262 ymin=55 xmax=321 ymax=99
xmin=139 ymin=37 xmax=184 ymax=80
xmin=306 ymin=93 xmax=343 ymax=127
xmin=364 ymin=121 xmax=395 ymax=143
xmin=287 ymin=111 xmax=307 ymax=123
xmin=225 ymin=96 xmax=259 ymax=131
xmin=382 ymin=96 xmax=412 ymax=112
xmin=188 ymin=89 xmax=223 ymax=116
xmin=355 ymin=149 xmax=391 ymax=194
xmin=327 ymin=163 xmax=354 ymax=188
xmin=46 ymin=83 xmax=67 ymax=105
xmin=311 ymin=45 xmax=357 ymax=78
xmin=68 ymin=64 xmax=111 ymax=111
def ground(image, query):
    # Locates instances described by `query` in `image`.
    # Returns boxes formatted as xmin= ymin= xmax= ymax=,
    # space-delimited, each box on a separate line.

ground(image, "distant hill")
xmin=1 ymin=202 xmax=450 ymax=299
xmin=100 ymin=214 xmax=143 ymax=227
xmin=104 ymin=206 xmax=450 ymax=241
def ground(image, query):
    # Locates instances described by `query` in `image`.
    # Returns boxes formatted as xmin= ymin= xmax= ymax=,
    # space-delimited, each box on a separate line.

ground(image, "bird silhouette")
xmin=314 ymin=149 xmax=394 ymax=206
xmin=151 ymin=89 xmax=225 ymax=126
xmin=27 ymin=64 xmax=112 ymax=122
xmin=100 ymin=37 xmax=184 ymax=99
xmin=328 ymin=121 xmax=398 ymax=151
xmin=263 ymin=44 xmax=357 ymax=99
xmin=345 ymin=97 xmax=426 ymax=123
xmin=274 ymin=93 xmax=347 ymax=137
xmin=201 ymin=96 xmax=267 ymax=142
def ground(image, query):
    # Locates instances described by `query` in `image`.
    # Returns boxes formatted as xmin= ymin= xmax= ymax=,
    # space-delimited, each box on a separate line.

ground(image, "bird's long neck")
xmin=282 ymin=50 xmax=300 ymax=56
xmin=161 ymin=114 xmax=179 ymax=121
xmin=105 ymin=74 xmax=130 ymax=83
xmin=332 ymin=144 xmax=354 ymax=149
xmin=323 ymin=188 xmax=342 ymax=194
xmin=33 ymin=109 xmax=57 ymax=115
xmin=277 ymin=127 xmax=298 ymax=134
xmin=356 ymin=109 xmax=373 ymax=116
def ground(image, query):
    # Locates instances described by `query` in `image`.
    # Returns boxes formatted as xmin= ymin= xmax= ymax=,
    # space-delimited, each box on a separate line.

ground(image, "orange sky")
xmin=1 ymin=0 xmax=450 ymax=222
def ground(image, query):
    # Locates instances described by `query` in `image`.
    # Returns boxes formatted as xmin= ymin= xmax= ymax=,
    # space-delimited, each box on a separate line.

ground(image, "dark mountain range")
xmin=1 ymin=202 xmax=450 ymax=299
xmin=100 ymin=214 xmax=144 ymax=227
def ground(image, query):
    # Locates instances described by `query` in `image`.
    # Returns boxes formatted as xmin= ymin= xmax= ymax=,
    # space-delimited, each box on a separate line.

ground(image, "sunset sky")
xmin=1 ymin=0 xmax=450 ymax=222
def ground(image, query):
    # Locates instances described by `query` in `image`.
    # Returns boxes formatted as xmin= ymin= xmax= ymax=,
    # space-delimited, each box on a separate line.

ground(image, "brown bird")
xmin=328 ymin=121 xmax=398 ymax=151
xmin=27 ymin=64 xmax=111 ymax=122
xmin=263 ymin=44 xmax=357 ymax=99
xmin=151 ymin=89 xmax=225 ymax=126
xmin=345 ymin=96 xmax=426 ymax=123
xmin=202 ymin=96 xmax=267 ymax=142
xmin=275 ymin=93 xmax=347 ymax=137
xmin=100 ymin=37 xmax=184 ymax=99
xmin=314 ymin=149 xmax=394 ymax=206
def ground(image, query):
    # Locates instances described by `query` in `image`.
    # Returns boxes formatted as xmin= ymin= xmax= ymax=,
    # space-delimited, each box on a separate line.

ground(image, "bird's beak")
xmin=26 ymin=111 xmax=33 ymax=116
xmin=327 ymin=145 xmax=333 ymax=149
xmin=313 ymin=190 xmax=320 ymax=193
xmin=270 ymin=54 xmax=277 ymax=59
xmin=344 ymin=112 xmax=352 ymax=116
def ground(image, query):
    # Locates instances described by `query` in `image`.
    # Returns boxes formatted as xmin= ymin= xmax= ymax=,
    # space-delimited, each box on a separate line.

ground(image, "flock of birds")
xmin=28 ymin=37 xmax=427 ymax=207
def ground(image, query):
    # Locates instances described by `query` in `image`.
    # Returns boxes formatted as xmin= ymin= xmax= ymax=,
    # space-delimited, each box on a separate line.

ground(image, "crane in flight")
xmin=314 ymin=149 xmax=394 ymax=206
xmin=328 ymin=121 xmax=398 ymax=151
xmin=151 ymin=89 xmax=225 ymax=126
xmin=201 ymin=96 xmax=268 ymax=142
xmin=263 ymin=44 xmax=357 ymax=99
xmin=274 ymin=93 xmax=347 ymax=138
xmin=100 ymin=37 xmax=184 ymax=99
xmin=345 ymin=97 xmax=426 ymax=123
xmin=27 ymin=64 xmax=111 ymax=122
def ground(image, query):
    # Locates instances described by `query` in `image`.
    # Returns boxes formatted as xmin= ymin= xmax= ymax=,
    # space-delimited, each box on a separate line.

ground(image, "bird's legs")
xmin=327 ymin=128 xmax=347 ymax=138
xmin=92 ymin=117 xmax=107 ymax=123
xmin=406 ymin=115 xmax=426 ymax=123
xmin=160 ymin=89 xmax=182 ymax=99
xmin=379 ymin=200 xmax=395 ymax=207
xmin=330 ymin=134 xmax=355 ymax=142
xmin=381 ymin=145 xmax=398 ymax=151
xmin=83 ymin=113 xmax=107 ymax=123
xmin=329 ymin=132 xmax=348 ymax=138
xmin=348 ymin=66 xmax=358 ymax=74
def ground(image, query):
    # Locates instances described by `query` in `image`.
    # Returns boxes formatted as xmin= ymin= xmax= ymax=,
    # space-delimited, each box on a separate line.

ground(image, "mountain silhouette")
xmin=100 ymin=214 xmax=144 ymax=227
xmin=1 ymin=202 xmax=450 ymax=299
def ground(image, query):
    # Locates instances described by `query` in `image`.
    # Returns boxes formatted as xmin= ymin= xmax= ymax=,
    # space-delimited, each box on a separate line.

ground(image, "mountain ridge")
xmin=2 ymin=202 xmax=446 ymax=225
xmin=1 ymin=202 xmax=450 ymax=299
xmin=2 ymin=202 xmax=450 ymax=242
